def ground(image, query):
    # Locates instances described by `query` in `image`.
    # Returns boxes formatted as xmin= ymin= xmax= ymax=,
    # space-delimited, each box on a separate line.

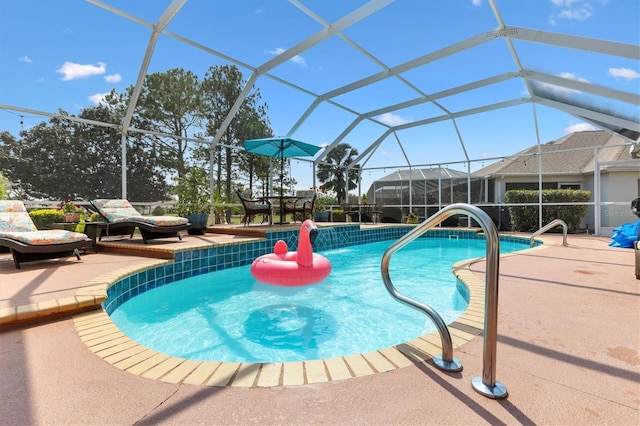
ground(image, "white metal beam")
xmin=211 ymin=0 xmax=394 ymax=147
xmin=524 ymin=70 xmax=640 ymax=105
xmin=505 ymin=26 xmax=640 ymax=60
xmin=535 ymin=97 xmax=640 ymax=131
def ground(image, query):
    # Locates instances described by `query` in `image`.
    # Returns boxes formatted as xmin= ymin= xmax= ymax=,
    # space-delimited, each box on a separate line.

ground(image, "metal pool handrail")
xmin=381 ymin=203 xmax=508 ymax=399
xmin=530 ymin=219 xmax=568 ymax=247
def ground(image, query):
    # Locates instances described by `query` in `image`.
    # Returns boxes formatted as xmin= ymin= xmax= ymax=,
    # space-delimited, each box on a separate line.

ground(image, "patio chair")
xmin=91 ymin=199 xmax=191 ymax=243
xmin=340 ymin=202 xmax=357 ymax=222
xmin=283 ymin=190 xmax=316 ymax=222
xmin=0 ymin=200 xmax=92 ymax=269
xmin=370 ymin=201 xmax=384 ymax=224
xmin=236 ymin=189 xmax=272 ymax=226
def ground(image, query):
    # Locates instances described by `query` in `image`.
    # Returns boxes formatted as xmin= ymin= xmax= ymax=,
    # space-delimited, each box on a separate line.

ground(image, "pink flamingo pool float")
xmin=251 ymin=219 xmax=332 ymax=286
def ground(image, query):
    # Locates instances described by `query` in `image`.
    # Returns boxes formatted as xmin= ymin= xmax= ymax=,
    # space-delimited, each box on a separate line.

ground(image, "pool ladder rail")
xmin=530 ymin=219 xmax=569 ymax=248
xmin=381 ymin=203 xmax=508 ymax=399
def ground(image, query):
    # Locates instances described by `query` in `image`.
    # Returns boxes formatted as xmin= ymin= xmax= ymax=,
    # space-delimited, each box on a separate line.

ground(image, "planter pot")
xmin=65 ymin=212 xmax=81 ymax=223
xmin=185 ymin=213 xmax=208 ymax=235
xmin=313 ymin=211 xmax=330 ymax=222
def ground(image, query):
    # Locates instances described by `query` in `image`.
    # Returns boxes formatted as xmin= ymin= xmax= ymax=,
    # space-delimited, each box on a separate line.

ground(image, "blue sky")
xmin=1 ymin=0 xmax=638 ymax=194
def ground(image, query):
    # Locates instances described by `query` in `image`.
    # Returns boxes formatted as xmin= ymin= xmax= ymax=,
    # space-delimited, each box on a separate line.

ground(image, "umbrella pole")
xmin=280 ymin=151 xmax=285 ymax=224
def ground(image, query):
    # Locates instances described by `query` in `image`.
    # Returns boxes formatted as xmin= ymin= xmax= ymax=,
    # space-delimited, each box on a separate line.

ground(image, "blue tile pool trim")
xmin=103 ymin=227 xmax=535 ymax=314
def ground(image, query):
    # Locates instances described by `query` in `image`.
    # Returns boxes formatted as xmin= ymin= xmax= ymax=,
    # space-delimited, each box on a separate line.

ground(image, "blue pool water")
xmin=110 ymin=237 xmax=527 ymax=363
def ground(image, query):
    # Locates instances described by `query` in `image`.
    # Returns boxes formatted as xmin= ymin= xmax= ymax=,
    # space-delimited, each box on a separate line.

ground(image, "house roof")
xmin=474 ymin=131 xmax=638 ymax=177
xmin=374 ymin=167 xmax=470 ymax=183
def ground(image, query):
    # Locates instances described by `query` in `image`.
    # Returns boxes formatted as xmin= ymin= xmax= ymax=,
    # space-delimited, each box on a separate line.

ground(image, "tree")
xmin=201 ymin=65 xmax=270 ymax=207
xmin=133 ymin=68 xmax=205 ymax=179
xmin=0 ymin=171 xmax=9 ymax=199
xmin=234 ymin=110 xmax=273 ymax=197
xmin=0 ymin=106 xmax=171 ymax=201
xmin=316 ymin=143 xmax=360 ymax=203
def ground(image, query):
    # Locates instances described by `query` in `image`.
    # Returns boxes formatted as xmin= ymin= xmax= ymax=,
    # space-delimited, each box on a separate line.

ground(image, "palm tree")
xmin=316 ymin=143 xmax=360 ymax=203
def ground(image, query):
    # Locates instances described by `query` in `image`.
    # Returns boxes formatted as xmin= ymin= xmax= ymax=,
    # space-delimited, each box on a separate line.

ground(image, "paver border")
xmin=72 ymin=235 xmax=554 ymax=387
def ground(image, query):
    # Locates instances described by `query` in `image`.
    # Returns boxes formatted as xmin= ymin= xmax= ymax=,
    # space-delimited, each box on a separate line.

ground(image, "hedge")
xmin=29 ymin=209 xmax=65 ymax=230
xmin=505 ymin=189 xmax=591 ymax=232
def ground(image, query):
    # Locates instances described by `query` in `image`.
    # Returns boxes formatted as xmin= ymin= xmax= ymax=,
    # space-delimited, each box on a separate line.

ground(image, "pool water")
xmin=110 ymin=237 xmax=526 ymax=363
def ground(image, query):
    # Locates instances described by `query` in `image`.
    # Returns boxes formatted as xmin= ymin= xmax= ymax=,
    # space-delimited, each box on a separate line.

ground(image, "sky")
xmin=0 ymin=0 xmax=638 ymax=196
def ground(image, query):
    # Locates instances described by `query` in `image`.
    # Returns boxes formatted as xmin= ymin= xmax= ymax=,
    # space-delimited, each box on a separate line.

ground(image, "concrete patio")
xmin=0 ymin=228 xmax=638 ymax=425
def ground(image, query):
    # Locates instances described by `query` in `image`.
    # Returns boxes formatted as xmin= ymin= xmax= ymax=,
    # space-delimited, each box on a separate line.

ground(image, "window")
xmin=559 ymin=183 xmax=581 ymax=190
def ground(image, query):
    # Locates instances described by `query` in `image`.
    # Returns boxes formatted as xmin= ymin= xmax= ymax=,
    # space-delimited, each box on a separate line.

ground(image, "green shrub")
xmin=29 ymin=209 xmax=65 ymax=230
xmin=152 ymin=206 xmax=166 ymax=216
xmin=331 ymin=209 xmax=345 ymax=222
xmin=505 ymin=189 xmax=591 ymax=232
xmin=89 ymin=212 xmax=105 ymax=222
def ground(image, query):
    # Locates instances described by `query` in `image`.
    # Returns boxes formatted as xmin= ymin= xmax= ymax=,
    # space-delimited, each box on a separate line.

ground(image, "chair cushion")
xmin=0 ymin=200 xmax=39 ymax=232
xmin=93 ymin=199 xmax=144 ymax=223
xmin=0 ymin=211 xmax=38 ymax=232
xmin=93 ymin=199 xmax=188 ymax=226
xmin=138 ymin=216 xmax=189 ymax=226
xmin=0 ymin=200 xmax=28 ymax=213
xmin=0 ymin=230 xmax=89 ymax=245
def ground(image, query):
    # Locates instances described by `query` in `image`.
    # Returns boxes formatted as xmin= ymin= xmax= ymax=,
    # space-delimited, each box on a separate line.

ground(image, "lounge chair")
xmin=236 ymin=189 xmax=272 ymax=226
xmin=0 ymin=200 xmax=92 ymax=269
xmin=283 ymin=190 xmax=316 ymax=222
xmin=91 ymin=199 xmax=191 ymax=243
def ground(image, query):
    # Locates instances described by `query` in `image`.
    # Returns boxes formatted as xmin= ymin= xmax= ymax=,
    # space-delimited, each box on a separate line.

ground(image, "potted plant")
xmin=58 ymin=200 xmax=83 ymax=223
xmin=406 ymin=211 xmax=419 ymax=224
xmin=174 ymin=168 xmax=211 ymax=235
xmin=312 ymin=190 xmax=334 ymax=222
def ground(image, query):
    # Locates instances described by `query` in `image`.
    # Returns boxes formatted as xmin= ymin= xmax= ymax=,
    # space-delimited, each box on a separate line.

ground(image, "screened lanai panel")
xmin=266 ymin=36 xmax=386 ymax=94
xmin=340 ymin=1 xmax=498 ymax=66
xmin=400 ymin=41 xmax=517 ymax=96
xmin=433 ymin=79 xmax=528 ymax=114
xmin=329 ymin=77 xmax=427 ymax=113
xmin=1 ymin=0 xmax=637 ymax=235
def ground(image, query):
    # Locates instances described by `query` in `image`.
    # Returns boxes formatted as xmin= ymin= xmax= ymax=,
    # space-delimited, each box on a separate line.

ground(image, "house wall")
xmin=493 ymin=174 xmax=593 ymax=230
xmin=600 ymin=170 xmax=640 ymax=228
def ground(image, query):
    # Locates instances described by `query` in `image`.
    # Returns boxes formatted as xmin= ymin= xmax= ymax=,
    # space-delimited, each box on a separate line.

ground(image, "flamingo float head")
xmin=300 ymin=219 xmax=318 ymax=246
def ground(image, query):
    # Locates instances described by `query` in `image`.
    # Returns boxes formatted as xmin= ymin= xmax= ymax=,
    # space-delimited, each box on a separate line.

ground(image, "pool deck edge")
xmin=63 ymin=235 xmax=555 ymax=388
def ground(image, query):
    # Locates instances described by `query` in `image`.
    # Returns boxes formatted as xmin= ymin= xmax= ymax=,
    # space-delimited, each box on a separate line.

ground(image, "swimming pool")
xmin=110 ymin=236 xmax=528 ymax=363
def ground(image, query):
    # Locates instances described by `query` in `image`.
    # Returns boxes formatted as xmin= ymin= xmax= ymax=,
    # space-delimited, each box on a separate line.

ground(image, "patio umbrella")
xmin=244 ymin=137 xmax=322 ymax=223
xmin=244 ymin=136 xmax=322 ymax=194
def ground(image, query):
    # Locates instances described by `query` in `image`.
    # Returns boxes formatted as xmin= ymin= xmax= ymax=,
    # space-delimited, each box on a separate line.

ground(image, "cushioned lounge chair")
xmin=283 ymin=190 xmax=316 ymax=222
xmin=91 ymin=199 xmax=191 ymax=243
xmin=236 ymin=189 xmax=272 ymax=226
xmin=0 ymin=200 xmax=92 ymax=269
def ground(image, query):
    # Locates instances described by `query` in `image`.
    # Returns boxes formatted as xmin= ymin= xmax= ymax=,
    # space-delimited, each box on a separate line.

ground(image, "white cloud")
xmin=607 ymin=67 xmax=640 ymax=81
xmin=255 ymin=7 xmax=265 ymax=15
xmin=548 ymin=0 xmax=593 ymax=25
xmin=565 ymin=122 xmax=597 ymax=133
xmin=558 ymin=72 xmax=589 ymax=83
xmin=18 ymin=56 xmax=32 ymax=63
xmin=268 ymin=48 xmax=307 ymax=67
xmin=88 ymin=92 xmax=109 ymax=105
xmin=471 ymin=0 xmax=482 ymax=6
xmin=104 ymin=73 xmax=121 ymax=83
xmin=56 ymin=61 xmax=106 ymax=81
xmin=380 ymin=150 xmax=394 ymax=157
xmin=378 ymin=112 xmax=410 ymax=126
